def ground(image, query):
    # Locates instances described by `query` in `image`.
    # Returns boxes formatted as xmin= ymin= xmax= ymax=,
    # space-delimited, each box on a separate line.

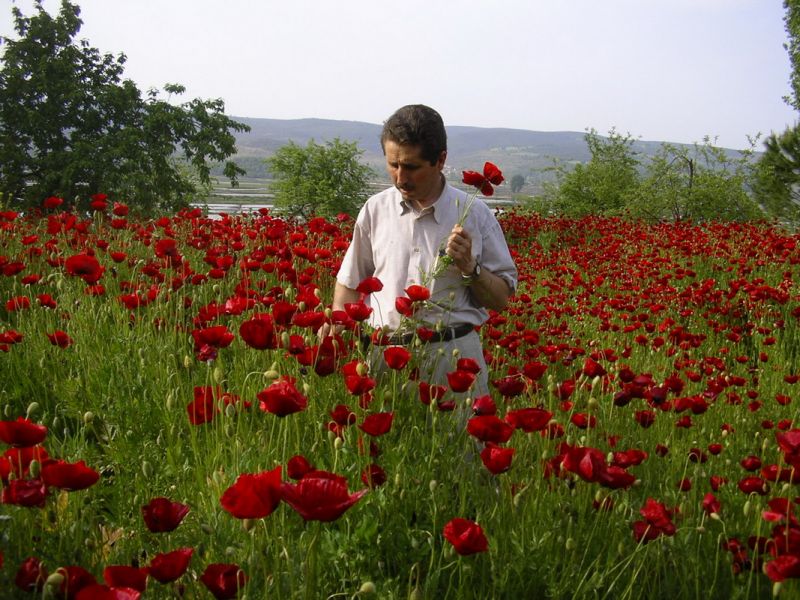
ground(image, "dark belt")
xmin=361 ymin=323 xmax=475 ymax=348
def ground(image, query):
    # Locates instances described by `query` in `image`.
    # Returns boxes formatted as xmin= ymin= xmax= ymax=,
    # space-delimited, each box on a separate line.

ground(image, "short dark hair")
xmin=380 ymin=105 xmax=447 ymax=165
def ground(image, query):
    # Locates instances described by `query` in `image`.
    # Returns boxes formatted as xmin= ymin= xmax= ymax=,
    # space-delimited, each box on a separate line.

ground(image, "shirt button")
xmin=413 ymin=247 xmax=420 ymax=253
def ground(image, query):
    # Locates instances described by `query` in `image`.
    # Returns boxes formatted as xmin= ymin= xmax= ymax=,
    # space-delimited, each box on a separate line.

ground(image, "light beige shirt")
xmin=337 ymin=181 xmax=518 ymax=332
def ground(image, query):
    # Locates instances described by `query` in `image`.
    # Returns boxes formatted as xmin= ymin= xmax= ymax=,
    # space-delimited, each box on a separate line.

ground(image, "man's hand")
xmin=446 ymin=225 xmax=477 ymax=275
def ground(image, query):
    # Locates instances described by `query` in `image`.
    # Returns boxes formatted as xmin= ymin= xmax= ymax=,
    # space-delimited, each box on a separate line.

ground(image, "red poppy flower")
xmin=287 ymin=454 xmax=314 ymax=480
xmin=461 ymin=162 xmax=504 ymax=196
xmin=0 ymin=417 xmax=48 ymax=447
xmin=404 ymin=285 xmax=430 ymax=302
xmin=103 ymin=566 xmax=148 ymax=592
xmin=467 ymin=415 xmax=514 ymax=443
xmin=148 ymin=547 xmax=193 ymax=584
xmin=90 ymin=193 xmax=109 ymax=211
xmin=41 ymin=460 xmax=99 ymax=491
xmin=142 ymin=497 xmax=190 ymax=533
xmin=15 ymin=556 xmax=47 ymax=592
xmin=361 ymin=463 xmax=387 ymax=488
xmin=345 ymin=374 xmax=377 ymax=395
xmin=447 ymin=370 xmax=476 ymax=393
xmin=220 ymin=466 xmax=282 ymax=519
xmin=258 ymin=377 xmax=308 ymax=417
xmin=418 ymin=382 xmax=447 ymax=406
xmin=765 ymin=555 xmax=800 ymax=582
xmin=5 ymin=296 xmax=30 ymax=311
xmin=43 ymin=196 xmax=64 ymax=209
xmin=280 ymin=470 xmax=367 ymax=522
xmin=442 ymin=517 xmax=489 ymax=555
xmin=356 ymin=276 xmax=383 ymax=294
xmin=344 ymin=301 xmax=373 ymax=322
xmin=55 ymin=566 xmax=97 ymax=599
xmin=632 ymin=498 xmax=677 ymax=543
xmin=383 ymin=346 xmax=411 ymax=370
xmin=200 ymin=563 xmax=248 ymax=600
xmin=239 ymin=315 xmax=278 ymax=350
xmin=1 ymin=478 xmax=47 ymax=507
xmin=47 ymin=330 xmax=73 ymax=348
xmin=456 ymin=358 xmax=481 ymax=374
xmin=737 ymin=476 xmax=769 ymax=496
xmin=395 ymin=296 xmax=414 ymax=317
xmin=702 ymin=493 xmax=721 ymax=516
xmin=492 ymin=375 xmax=526 ymax=398
xmin=112 ymin=202 xmax=129 ymax=216
xmin=480 ymin=443 xmax=515 ymax=474
xmin=187 ymin=386 xmax=220 ymax=425
xmin=65 ymin=254 xmax=104 ymax=284
xmin=358 ymin=412 xmax=394 ymax=437
xmin=192 ymin=325 xmax=235 ymax=350
xmin=471 ymin=395 xmax=497 ymax=416
xmin=504 ymin=408 xmax=552 ymax=433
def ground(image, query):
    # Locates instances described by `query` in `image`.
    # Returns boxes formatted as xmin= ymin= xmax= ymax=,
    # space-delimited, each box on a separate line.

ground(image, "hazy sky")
xmin=2 ymin=0 xmax=797 ymax=149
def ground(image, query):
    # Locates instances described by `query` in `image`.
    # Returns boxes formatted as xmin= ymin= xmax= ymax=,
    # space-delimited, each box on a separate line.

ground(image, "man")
xmin=326 ymin=104 xmax=518 ymax=396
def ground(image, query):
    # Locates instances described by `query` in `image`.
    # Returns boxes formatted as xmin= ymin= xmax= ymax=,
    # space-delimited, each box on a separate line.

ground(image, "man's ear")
xmin=436 ymin=151 xmax=447 ymax=170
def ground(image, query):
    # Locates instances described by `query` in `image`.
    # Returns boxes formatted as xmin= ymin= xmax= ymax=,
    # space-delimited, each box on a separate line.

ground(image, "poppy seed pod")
xmin=359 ymin=582 xmax=376 ymax=595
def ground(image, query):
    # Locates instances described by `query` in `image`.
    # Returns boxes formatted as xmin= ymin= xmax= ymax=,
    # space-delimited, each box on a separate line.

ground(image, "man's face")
xmin=384 ymin=140 xmax=446 ymax=207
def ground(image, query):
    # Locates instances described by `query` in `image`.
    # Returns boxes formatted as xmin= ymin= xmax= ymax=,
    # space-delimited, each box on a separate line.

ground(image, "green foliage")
xmin=0 ymin=0 xmax=249 ymax=213
xmin=545 ymin=129 xmax=641 ymax=217
xmin=754 ymin=124 xmax=800 ymax=225
xmin=266 ymin=137 xmax=374 ymax=219
xmin=510 ymin=173 xmax=525 ymax=193
xmin=784 ymin=0 xmax=800 ymax=111
xmin=630 ymin=139 xmax=763 ymax=222
xmin=543 ymin=129 xmax=766 ymax=223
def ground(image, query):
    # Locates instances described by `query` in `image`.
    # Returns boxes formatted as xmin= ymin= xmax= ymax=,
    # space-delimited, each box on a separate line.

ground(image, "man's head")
xmin=380 ymin=105 xmax=447 ymax=165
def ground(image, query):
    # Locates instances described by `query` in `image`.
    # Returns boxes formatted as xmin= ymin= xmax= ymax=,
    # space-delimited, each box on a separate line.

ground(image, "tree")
xmin=265 ymin=138 xmax=373 ymax=219
xmin=544 ymin=128 xmax=641 ymax=217
xmin=0 ymin=0 xmax=249 ymax=213
xmin=784 ymin=0 xmax=800 ymax=111
xmin=510 ymin=174 xmax=525 ymax=194
xmin=754 ymin=125 xmax=800 ymax=224
xmin=630 ymin=139 xmax=763 ymax=223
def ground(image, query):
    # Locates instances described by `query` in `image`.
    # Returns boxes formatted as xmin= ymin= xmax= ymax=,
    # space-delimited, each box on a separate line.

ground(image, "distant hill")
xmin=221 ymin=116 xmax=745 ymax=194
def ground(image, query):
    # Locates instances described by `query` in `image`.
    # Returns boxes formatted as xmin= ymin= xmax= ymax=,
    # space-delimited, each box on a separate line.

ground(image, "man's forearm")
xmin=468 ymin=268 xmax=511 ymax=312
xmin=332 ymin=280 xmax=361 ymax=311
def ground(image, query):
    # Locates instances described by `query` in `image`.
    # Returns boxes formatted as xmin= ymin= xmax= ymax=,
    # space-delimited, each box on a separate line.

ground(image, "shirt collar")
xmin=396 ymin=179 xmax=454 ymax=223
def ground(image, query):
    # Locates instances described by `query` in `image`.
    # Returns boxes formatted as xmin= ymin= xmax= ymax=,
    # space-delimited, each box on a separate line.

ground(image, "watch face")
xmin=473 ymin=263 xmax=481 ymax=278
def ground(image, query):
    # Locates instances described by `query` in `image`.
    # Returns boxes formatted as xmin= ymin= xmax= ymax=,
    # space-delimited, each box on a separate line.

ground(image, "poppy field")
xmin=2 ymin=195 xmax=800 ymax=599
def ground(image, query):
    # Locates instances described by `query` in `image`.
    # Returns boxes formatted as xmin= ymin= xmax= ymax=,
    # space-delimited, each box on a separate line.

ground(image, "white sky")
xmin=2 ymin=0 xmax=797 ymax=149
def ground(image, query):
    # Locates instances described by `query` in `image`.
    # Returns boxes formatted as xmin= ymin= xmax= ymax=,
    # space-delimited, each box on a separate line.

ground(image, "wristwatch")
xmin=461 ymin=261 xmax=481 ymax=285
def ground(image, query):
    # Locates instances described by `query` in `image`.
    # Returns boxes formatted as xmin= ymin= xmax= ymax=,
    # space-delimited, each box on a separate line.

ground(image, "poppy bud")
xmin=142 ymin=461 xmax=154 ymax=479
xmin=225 ymin=404 xmax=236 ymax=418
xmin=302 ymin=382 xmax=311 ymax=395
xmin=298 ymin=301 xmax=306 ymax=312
xmin=429 ymin=480 xmax=438 ymax=492
xmin=243 ymin=518 xmax=255 ymax=532
xmin=591 ymin=375 xmax=601 ymax=390
xmin=166 ymin=392 xmax=175 ymax=411
xmin=324 ymin=307 xmax=332 ymax=318
xmin=409 ymin=586 xmax=423 ymax=600
xmin=212 ymin=470 xmax=225 ymax=487
xmin=284 ymin=286 xmax=295 ymax=299
xmin=773 ymin=582 xmax=782 ymax=598
xmin=394 ymin=473 xmax=401 ymax=487
xmin=565 ymin=538 xmax=576 ymax=551
xmin=46 ymin=571 xmax=65 ymax=588
xmin=4 ymin=404 xmax=11 ymax=417
xmin=213 ymin=284 xmax=220 ymax=293
xmin=743 ymin=500 xmax=751 ymax=517
xmin=452 ymin=348 xmax=460 ymax=358
xmin=201 ymin=523 xmax=214 ymax=534
xmin=264 ymin=370 xmax=279 ymax=381
xmin=356 ymin=362 xmax=368 ymax=376
xmin=26 ymin=402 xmax=40 ymax=418
xmin=213 ymin=367 xmax=224 ymax=384
xmin=83 ymin=411 xmax=94 ymax=424
xmin=29 ymin=459 xmax=41 ymax=478
xmin=587 ymin=397 xmax=598 ymax=410
xmin=327 ymin=429 xmax=337 ymax=444
xmin=781 ymin=483 xmax=791 ymax=494
xmin=334 ymin=437 xmax=344 ymax=451
xmin=359 ymin=581 xmax=377 ymax=595
xmin=183 ymin=355 xmax=192 ymax=368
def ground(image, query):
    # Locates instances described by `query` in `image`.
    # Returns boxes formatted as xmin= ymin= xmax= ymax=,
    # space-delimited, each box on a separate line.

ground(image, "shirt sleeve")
xmin=336 ymin=207 xmax=375 ymax=290
xmin=478 ymin=209 xmax=518 ymax=294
